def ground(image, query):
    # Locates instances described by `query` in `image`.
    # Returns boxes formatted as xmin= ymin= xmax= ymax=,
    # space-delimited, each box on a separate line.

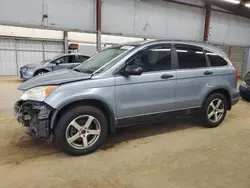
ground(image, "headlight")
xmin=21 ymin=86 xmax=59 ymax=101
xmin=22 ymin=67 xmax=35 ymax=71
xmin=241 ymin=81 xmax=248 ymax=88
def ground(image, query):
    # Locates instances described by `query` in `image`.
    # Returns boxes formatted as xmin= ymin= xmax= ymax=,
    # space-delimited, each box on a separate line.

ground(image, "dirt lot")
xmin=0 ymin=76 xmax=250 ymax=188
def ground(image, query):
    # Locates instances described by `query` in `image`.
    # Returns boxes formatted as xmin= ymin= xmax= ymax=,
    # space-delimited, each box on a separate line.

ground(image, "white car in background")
xmin=19 ymin=53 xmax=90 ymax=80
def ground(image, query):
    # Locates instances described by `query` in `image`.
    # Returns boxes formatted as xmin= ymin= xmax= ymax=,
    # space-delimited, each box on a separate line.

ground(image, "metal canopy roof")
xmin=207 ymin=0 xmax=250 ymax=19
xmin=165 ymin=0 xmax=250 ymax=19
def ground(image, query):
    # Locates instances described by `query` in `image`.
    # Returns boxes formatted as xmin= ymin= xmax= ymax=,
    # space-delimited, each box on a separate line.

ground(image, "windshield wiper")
xmin=73 ymin=68 xmax=95 ymax=74
xmin=73 ymin=68 xmax=82 ymax=72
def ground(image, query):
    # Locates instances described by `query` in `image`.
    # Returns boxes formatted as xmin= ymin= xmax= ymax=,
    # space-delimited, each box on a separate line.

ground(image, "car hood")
xmin=20 ymin=62 xmax=35 ymax=68
xmin=18 ymin=69 xmax=92 ymax=90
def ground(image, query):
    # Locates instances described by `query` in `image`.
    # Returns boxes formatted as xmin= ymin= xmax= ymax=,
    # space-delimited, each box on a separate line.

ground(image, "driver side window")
xmin=55 ymin=55 xmax=75 ymax=64
xmin=123 ymin=45 xmax=172 ymax=73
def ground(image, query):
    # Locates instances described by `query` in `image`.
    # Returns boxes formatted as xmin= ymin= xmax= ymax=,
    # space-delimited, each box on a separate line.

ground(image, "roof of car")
xmin=64 ymin=53 xmax=90 ymax=56
xmin=119 ymin=39 xmax=226 ymax=56
xmin=119 ymin=40 xmax=148 ymax=46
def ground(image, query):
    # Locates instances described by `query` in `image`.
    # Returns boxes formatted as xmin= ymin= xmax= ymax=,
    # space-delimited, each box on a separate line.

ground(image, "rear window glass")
xmin=205 ymin=51 xmax=228 ymax=67
xmin=175 ymin=44 xmax=207 ymax=69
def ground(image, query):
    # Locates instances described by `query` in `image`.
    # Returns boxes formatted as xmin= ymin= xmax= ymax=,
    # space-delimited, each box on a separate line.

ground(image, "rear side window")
xmin=205 ymin=51 xmax=228 ymax=67
xmin=175 ymin=44 xmax=207 ymax=69
xmin=56 ymin=55 xmax=75 ymax=63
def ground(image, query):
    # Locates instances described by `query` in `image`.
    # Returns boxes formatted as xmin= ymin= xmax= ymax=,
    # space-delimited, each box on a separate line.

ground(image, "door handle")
xmin=204 ymin=71 xmax=213 ymax=75
xmin=161 ymin=74 xmax=174 ymax=79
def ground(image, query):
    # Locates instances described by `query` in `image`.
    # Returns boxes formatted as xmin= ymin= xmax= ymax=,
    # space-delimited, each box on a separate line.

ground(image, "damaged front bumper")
xmin=14 ymin=100 xmax=54 ymax=138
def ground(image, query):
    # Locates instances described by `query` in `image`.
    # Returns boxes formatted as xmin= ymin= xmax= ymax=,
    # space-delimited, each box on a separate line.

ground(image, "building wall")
xmin=243 ymin=47 xmax=250 ymax=77
xmin=1 ymin=0 xmax=250 ymax=76
xmin=0 ymin=25 xmax=63 ymax=40
xmin=0 ymin=0 xmax=95 ymax=31
xmin=209 ymin=11 xmax=250 ymax=46
xmin=0 ymin=38 xmax=63 ymax=75
xmin=102 ymin=0 xmax=205 ymax=40
xmin=1 ymin=0 xmax=44 ymax=26
xmin=45 ymin=0 xmax=95 ymax=30
xmin=0 ymin=0 xmax=250 ymax=46
xmin=68 ymin=32 xmax=145 ymax=44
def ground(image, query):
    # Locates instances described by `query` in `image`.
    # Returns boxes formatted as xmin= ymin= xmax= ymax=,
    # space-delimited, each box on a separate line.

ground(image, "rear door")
xmin=174 ymin=44 xmax=211 ymax=110
xmin=205 ymin=50 xmax=237 ymax=89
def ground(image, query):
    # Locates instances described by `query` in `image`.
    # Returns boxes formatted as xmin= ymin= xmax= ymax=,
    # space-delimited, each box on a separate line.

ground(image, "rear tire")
xmin=202 ymin=93 xmax=227 ymax=128
xmin=54 ymin=106 xmax=108 ymax=156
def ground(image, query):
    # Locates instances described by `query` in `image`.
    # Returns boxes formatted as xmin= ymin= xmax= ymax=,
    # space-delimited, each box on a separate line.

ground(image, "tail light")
xmin=229 ymin=57 xmax=238 ymax=81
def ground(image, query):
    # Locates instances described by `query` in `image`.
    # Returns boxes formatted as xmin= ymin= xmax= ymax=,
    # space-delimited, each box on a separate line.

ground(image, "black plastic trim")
xmin=117 ymin=107 xmax=201 ymax=128
xmin=14 ymin=100 xmax=54 ymax=138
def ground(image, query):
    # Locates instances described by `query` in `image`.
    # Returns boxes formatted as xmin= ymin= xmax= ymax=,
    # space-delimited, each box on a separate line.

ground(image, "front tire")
xmin=202 ymin=93 xmax=227 ymax=128
xmin=54 ymin=106 xmax=108 ymax=156
xmin=34 ymin=70 xmax=48 ymax=76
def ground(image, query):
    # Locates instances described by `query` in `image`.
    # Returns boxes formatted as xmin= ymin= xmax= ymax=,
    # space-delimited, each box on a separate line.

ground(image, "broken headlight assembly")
xmin=21 ymin=85 xmax=59 ymax=101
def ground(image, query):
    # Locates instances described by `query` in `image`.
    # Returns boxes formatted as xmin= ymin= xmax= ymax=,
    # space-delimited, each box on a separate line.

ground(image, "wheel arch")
xmin=34 ymin=69 xmax=49 ymax=76
xmin=202 ymin=88 xmax=231 ymax=110
xmin=50 ymin=98 xmax=116 ymax=133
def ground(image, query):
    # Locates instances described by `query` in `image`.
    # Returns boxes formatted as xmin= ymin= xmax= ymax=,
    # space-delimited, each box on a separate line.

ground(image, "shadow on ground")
xmin=101 ymin=116 xmax=203 ymax=150
xmin=0 ymin=116 xmax=202 ymax=165
xmin=0 ymin=79 xmax=23 ymax=84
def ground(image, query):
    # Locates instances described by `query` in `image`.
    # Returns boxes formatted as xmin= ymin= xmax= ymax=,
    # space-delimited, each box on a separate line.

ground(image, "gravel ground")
xmin=0 ymin=77 xmax=250 ymax=188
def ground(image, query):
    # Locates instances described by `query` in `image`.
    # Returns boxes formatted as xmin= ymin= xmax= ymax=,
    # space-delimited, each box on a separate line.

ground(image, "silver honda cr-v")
xmin=14 ymin=40 xmax=240 ymax=156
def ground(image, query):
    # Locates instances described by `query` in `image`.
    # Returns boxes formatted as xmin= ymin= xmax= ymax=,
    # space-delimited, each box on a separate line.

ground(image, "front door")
xmin=115 ymin=44 xmax=177 ymax=124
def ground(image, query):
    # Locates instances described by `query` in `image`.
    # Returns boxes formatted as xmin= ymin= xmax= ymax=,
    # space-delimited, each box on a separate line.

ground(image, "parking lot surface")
xmin=0 ymin=77 xmax=250 ymax=188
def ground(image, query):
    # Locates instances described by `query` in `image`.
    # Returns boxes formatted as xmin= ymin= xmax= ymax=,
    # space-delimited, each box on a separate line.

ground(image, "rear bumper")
xmin=232 ymin=98 xmax=240 ymax=106
xmin=231 ymin=88 xmax=240 ymax=106
xmin=14 ymin=100 xmax=54 ymax=138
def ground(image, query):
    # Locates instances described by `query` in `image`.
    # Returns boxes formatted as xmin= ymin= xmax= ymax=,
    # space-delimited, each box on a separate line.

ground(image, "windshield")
xmin=51 ymin=54 xmax=64 ymax=61
xmin=74 ymin=46 xmax=134 ymax=74
xmin=40 ymin=59 xmax=52 ymax=64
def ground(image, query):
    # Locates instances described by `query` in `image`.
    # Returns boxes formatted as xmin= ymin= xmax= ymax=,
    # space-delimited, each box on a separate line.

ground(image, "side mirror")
xmin=123 ymin=65 xmax=143 ymax=76
xmin=53 ymin=60 xmax=61 ymax=65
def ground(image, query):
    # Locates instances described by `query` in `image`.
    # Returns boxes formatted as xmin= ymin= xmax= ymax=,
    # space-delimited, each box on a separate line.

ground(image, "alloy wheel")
xmin=65 ymin=115 xmax=101 ymax=149
xmin=207 ymin=98 xmax=225 ymax=123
